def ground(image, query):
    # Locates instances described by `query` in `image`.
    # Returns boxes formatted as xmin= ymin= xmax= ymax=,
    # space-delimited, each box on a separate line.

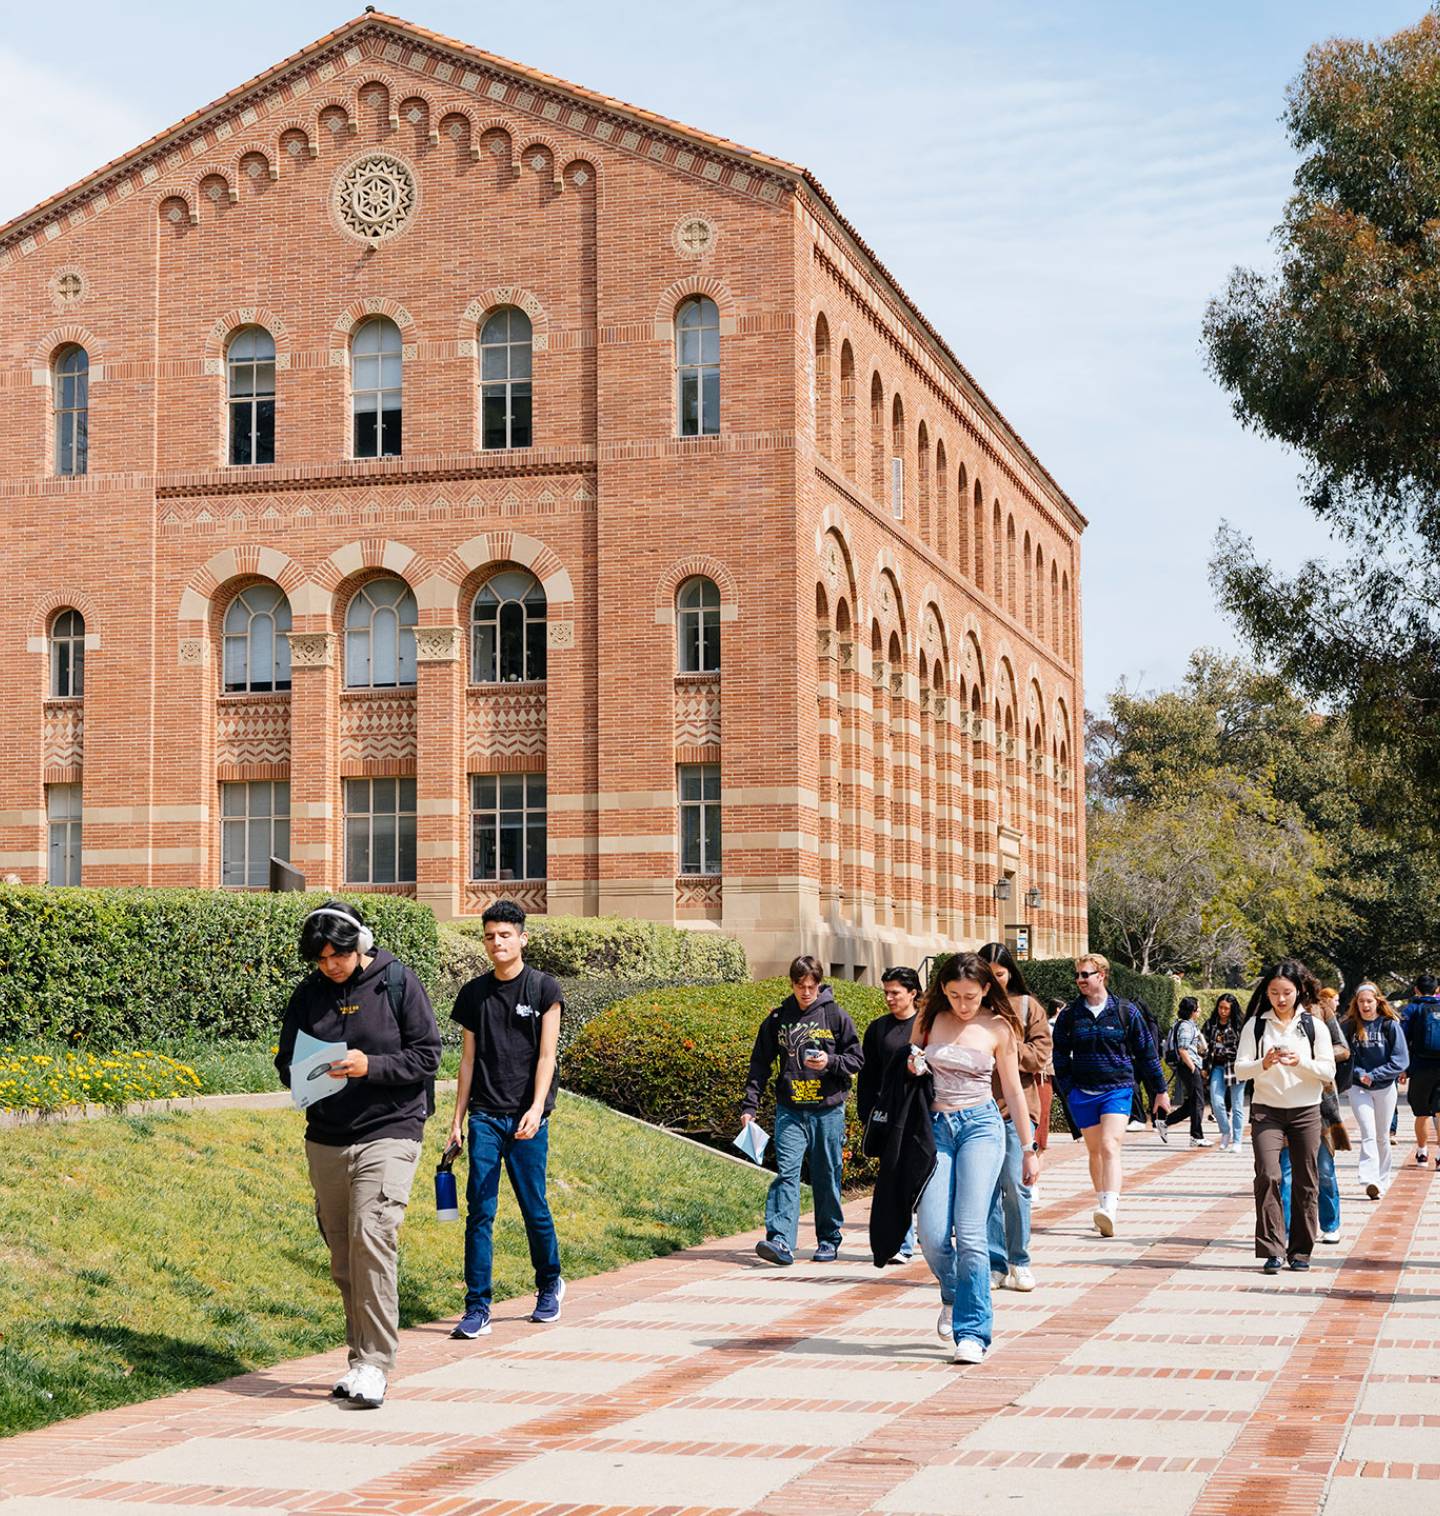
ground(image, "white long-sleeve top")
xmin=1233 ymin=1010 xmax=1336 ymax=1108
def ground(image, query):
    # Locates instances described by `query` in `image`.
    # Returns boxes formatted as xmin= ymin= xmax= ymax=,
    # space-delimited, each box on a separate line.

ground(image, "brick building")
xmin=0 ymin=12 xmax=1087 ymax=976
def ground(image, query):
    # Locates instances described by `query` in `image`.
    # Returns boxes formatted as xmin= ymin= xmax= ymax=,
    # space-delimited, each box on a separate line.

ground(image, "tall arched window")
xmin=839 ymin=340 xmax=856 ymax=476
xmin=471 ymin=569 xmax=547 ymax=683
xmin=813 ymin=315 xmax=832 ymax=457
xmin=345 ymin=578 xmax=417 ymax=687
xmin=227 ymin=327 xmax=275 ymax=466
xmin=223 ymin=584 xmax=292 ymax=692
xmin=53 ymin=346 xmax=88 ymax=477
xmin=677 ymin=575 xmax=721 ymax=673
xmin=869 ymin=373 xmax=885 ymax=499
xmin=676 ymin=296 xmax=719 ymax=436
xmin=50 ymin=608 xmax=85 ymax=698
xmin=352 ymin=316 xmax=402 ymax=458
xmin=480 ymin=307 xmax=532 ymax=449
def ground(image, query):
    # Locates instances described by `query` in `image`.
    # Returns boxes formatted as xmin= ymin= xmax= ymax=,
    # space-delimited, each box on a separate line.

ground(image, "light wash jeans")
xmin=1281 ymin=1142 xmax=1339 ymax=1235
xmin=987 ymin=1119 xmax=1032 ymax=1272
xmin=1208 ymin=1067 xmax=1247 ymax=1145
xmin=917 ymin=1101 xmax=1006 ymax=1349
xmin=766 ymin=1104 xmax=845 ymax=1251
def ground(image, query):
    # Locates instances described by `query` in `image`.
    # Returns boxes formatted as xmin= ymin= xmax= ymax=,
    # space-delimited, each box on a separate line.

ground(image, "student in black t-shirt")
xmin=447 ymin=900 xmax=564 ymax=1340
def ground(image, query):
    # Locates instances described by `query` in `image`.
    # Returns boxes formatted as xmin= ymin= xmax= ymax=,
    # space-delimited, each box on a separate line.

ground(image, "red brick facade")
xmin=0 ymin=13 xmax=1086 ymax=975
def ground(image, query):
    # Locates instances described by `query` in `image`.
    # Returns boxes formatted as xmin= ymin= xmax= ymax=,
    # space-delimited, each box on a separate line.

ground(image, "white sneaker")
xmin=936 ymin=1304 xmax=953 ymax=1343
xmin=1218 ymin=1139 xmax=1232 ymax=1151
xmin=952 ymin=1337 xmax=986 ymax=1364
xmin=991 ymin=1269 xmax=1006 ymax=1289
xmin=1006 ymin=1265 xmax=1036 ymax=1292
xmin=1093 ymin=1204 xmax=1115 ymax=1238
xmin=1191 ymin=1136 xmax=1212 ymax=1149
xmin=348 ymin=1363 xmax=387 ymax=1408
xmin=330 ymin=1367 xmax=359 ymax=1400
xmin=1126 ymin=1119 xmax=1145 ymax=1132
xmin=1321 ymin=1230 xmax=1341 ymax=1245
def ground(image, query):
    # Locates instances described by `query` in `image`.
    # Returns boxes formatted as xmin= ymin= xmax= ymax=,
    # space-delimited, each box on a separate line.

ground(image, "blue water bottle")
xmin=435 ymin=1140 xmax=461 ymax=1221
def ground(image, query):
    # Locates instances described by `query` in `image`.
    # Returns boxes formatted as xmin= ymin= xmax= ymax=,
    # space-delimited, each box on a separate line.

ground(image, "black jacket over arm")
xmin=867 ymin=1055 xmax=936 ymax=1267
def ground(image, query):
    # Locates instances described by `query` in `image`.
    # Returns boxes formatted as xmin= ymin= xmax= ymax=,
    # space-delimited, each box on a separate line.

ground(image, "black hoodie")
xmin=741 ymin=985 xmax=864 ymax=1114
xmin=275 ymin=948 xmax=442 ymax=1146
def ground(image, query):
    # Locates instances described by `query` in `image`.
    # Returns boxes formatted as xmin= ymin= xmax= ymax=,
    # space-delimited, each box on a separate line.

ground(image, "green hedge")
xmin=445 ymin=914 xmax=747 ymax=984
xmin=1015 ymin=957 xmax=1178 ymax=1030
xmin=565 ymin=977 xmax=888 ymax=1182
xmin=0 ymin=887 xmax=439 ymax=1046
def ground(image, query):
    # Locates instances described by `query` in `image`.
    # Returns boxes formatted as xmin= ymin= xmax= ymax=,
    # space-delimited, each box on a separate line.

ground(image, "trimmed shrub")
xmin=565 ymin=977 xmax=888 ymax=1182
xmin=446 ymin=913 xmax=747 ymax=983
xmin=0 ymin=887 xmax=439 ymax=1045
xmin=960 ymin=957 xmax=1179 ymax=1030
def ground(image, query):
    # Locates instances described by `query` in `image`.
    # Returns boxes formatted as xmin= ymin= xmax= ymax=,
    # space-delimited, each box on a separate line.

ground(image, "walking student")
xmin=1401 ymin=974 xmax=1440 ymax=1166
xmin=1201 ymin=993 xmax=1245 ymax=1151
xmin=978 ymin=941 xmax=1051 ymax=1291
xmin=448 ymin=900 xmax=565 ymax=1339
xmin=275 ymin=901 xmax=441 ymax=1409
xmin=1162 ymin=997 xmax=1211 ymax=1147
xmin=1344 ymin=983 xmax=1409 ymax=1199
xmin=1277 ymin=993 xmax=1350 ymax=1244
xmin=742 ymin=955 xmax=864 ymax=1266
xmin=1233 ymin=960 xmax=1336 ymax=1275
xmin=909 ymin=952 xmax=1039 ymax=1364
xmin=858 ymin=966 xmax=923 ymax=1261
xmin=1051 ymin=953 xmax=1170 ymax=1237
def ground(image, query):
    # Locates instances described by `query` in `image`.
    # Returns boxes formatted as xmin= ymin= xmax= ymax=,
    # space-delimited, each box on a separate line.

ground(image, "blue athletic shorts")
xmin=1066 ymin=1085 xmax=1134 ymax=1130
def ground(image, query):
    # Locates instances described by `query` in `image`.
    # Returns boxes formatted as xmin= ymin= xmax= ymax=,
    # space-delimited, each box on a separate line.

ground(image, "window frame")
xmin=470 ymin=569 xmax=547 ymax=684
xmin=49 ymin=608 xmax=85 ymax=699
xmin=345 ymin=578 xmax=418 ymax=689
xmin=53 ymin=344 xmax=89 ymax=478
xmin=46 ymin=782 xmax=82 ymax=886
xmin=676 ymin=575 xmax=721 ymax=674
xmin=478 ymin=306 xmax=533 ymax=450
xmin=222 ymin=583 xmax=292 ymax=694
xmin=344 ymin=775 xmax=417 ymax=885
xmin=220 ymin=780 xmax=291 ymax=888
xmin=675 ymin=296 xmax=720 ymax=437
xmin=226 ymin=325 xmax=276 ymax=467
xmin=677 ymin=762 xmax=721 ymax=875
xmin=469 ymin=770 xmax=547 ymax=882
xmin=351 ymin=316 xmax=403 ymax=459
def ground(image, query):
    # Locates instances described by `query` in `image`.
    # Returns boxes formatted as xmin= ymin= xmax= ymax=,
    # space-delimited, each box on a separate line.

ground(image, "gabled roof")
xmin=1 ymin=11 xmax=1082 ymax=528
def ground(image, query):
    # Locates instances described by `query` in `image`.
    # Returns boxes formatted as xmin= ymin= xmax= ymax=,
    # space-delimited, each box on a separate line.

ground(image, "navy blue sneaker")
xmin=1288 ymin=1256 xmax=1311 ymax=1272
xmin=755 ymin=1237 xmax=794 ymax=1266
xmin=450 ymin=1307 xmax=491 ymax=1339
xmin=812 ymin=1240 xmax=840 ymax=1263
xmin=1262 ymin=1256 xmax=1283 ymax=1275
xmin=530 ymin=1277 xmax=566 ymax=1323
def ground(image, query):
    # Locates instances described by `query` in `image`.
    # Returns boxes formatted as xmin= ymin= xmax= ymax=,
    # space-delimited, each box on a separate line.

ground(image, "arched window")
xmin=676 ymin=296 xmax=719 ymax=436
xmin=223 ymin=584 xmax=292 ymax=692
xmin=839 ymin=341 xmax=856 ymax=475
xmin=227 ymin=327 xmax=276 ymax=466
xmin=53 ymin=346 xmax=88 ymax=477
xmin=480 ymin=307 xmax=532 ymax=449
xmin=352 ymin=316 xmax=402 ymax=458
xmin=471 ymin=569 xmax=547 ymax=684
xmin=345 ymin=578 xmax=417 ymax=688
xmin=813 ymin=316 xmax=832 ymax=457
xmin=869 ymin=373 xmax=885 ymax=499
xmin=676 ymin=575 xmax=720 ymax=673
xmin=50 ymin=608 xmax=85 ymax=698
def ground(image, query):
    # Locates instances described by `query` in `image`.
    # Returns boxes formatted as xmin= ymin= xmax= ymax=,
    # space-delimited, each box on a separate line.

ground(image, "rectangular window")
xmin=891 ymin=456 xmax=905 ymax=519
xmin=46 ymin=784 xmax=82 ymax=886
xmin=220 ymin=781 xmax=291 ymax=888
xmin=677 ymin=763 xmax=721 ymax=875
xmin=470 ymin=772 xmax=546 ymax=880
xmin=344 ymin=776 xmax=417 ymax=884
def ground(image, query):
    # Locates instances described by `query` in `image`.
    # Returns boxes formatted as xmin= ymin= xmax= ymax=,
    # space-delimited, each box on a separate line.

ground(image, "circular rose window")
xmin=334 ymin=153 xmax=417 ymax=243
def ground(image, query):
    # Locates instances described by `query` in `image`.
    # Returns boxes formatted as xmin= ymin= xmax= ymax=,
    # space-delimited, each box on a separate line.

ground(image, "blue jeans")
xmin=1208 ymin=1068 xmax=1247 ymax=1145
xmin=917 ymin=1102 xmax=1006 ymax=1348
xmin=987 ymin=1119 xmax=1032 ymax=1271
xmin=767 ymin=1104 xmax=845 ymax=1250
xmin=464 ymin=1109 xmax=562 ymax=1312
xmin=1281 ymin=1143 xmax=1339 ymax=1235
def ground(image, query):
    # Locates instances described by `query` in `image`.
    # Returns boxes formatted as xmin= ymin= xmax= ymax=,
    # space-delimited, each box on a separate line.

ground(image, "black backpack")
xmin=381 ymin=958 xmax=436 ymax=1119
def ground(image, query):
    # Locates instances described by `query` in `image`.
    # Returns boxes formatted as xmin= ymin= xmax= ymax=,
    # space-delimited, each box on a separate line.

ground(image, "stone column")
xmin=286 ymin=631 xmax=339 ymax=889
xmin=414 ymin=625 xmax=463 ymax=921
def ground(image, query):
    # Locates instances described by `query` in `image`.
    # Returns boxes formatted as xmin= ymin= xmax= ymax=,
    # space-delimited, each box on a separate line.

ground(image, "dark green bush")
xmin=565 ymin=977 xmax=887 ymax=1183
xmin=0 ymin=887 xmax=438 ymax=1045
xmin=446 ymin=913 xmax=747 ymax=983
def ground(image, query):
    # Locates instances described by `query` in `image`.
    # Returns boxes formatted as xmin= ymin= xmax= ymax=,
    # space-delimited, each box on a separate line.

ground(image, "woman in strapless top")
xmin=905 ymin=952 xmax=1039 ymax=1366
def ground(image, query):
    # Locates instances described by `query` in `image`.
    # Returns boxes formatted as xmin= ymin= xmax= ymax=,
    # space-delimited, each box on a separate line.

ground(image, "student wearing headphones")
xmin=275 ymin=900 xmax=441 ymax=1409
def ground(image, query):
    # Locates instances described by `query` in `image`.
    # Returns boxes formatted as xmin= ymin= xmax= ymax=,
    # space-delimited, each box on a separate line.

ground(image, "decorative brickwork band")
xmin=41 ymin=701 xmax=84 ymax=770
xmin=216 ymin=695 xmax=291 ymax=769
xmin=414 ymin=626 xmax=462 ymax=662
xmin=466 ymin=686 xmax=546 ymax=761
xmin=287 ymin=632 xmax=335 ymax=668
xmin=340 ymin=692 xmax=417 ymax=766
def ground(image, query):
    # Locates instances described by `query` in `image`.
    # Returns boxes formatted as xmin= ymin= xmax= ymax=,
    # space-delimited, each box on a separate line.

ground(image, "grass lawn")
xmin=0 ymin=1092 xmax=776 ymax=1439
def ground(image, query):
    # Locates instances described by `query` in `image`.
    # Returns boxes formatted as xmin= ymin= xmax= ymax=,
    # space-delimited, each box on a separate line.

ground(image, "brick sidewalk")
xmin=2 ymin=1130 xmax=1436 ymax=1515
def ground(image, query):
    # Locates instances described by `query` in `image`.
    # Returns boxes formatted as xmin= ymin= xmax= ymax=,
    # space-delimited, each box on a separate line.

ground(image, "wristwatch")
xmin=1026 ymin=1140 xmax=1040 ymax=1154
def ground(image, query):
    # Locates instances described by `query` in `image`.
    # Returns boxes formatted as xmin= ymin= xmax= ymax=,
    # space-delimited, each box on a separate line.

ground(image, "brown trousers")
xmin=306 ymin=1136 xmax=421 ymax=1374
xmin=1251 ymin=1103 xmax=1321 ymax=1260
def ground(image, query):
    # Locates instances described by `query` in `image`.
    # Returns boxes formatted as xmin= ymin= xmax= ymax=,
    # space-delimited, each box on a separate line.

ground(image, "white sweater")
xmin=1233 ymin=1011 xmax=1336 ymax=1109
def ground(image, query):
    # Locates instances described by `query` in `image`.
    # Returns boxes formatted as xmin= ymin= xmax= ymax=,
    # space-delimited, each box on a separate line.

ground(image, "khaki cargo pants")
xmin=306 ymin=1136 xmax=421 ymax=1374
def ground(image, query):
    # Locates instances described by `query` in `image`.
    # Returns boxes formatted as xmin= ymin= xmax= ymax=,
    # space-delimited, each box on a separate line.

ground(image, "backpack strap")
xmin=1299 ymin=1010 xmax=1317 ymax=1057
xmin=381 ymin=958 xmax=435 ymax=1119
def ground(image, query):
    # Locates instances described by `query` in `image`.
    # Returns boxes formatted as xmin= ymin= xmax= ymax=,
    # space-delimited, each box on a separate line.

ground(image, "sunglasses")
xmin=1075 ymin=969 xmax=1099 ymax=981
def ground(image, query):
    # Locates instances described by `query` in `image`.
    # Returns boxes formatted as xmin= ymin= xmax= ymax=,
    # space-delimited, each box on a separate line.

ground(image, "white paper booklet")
xmin=732 ymin=1121 xmax=770 ymax=1164
xmin=289 ymin=1029 xmax=350 ymax=1110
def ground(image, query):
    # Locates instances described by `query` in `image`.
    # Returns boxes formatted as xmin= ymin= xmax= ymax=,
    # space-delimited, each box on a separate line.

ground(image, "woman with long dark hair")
xmin=977 ymin=942 xmax=1050 ymax=1292
xmin=1202 ymin=993 xmax=1245 ymax=1151
xmin=1233 ymin=960 xmax=1335 ymax=1274
xmin=858 ymin=966 xmax=923 ymax=1261
xmin=909 ymin=953 xmax=1039 ymax=1364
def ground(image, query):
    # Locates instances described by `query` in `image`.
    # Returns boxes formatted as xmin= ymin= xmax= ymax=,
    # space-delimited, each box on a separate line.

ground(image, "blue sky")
xmin=1 ymin=1 xmax=1421 ymax=708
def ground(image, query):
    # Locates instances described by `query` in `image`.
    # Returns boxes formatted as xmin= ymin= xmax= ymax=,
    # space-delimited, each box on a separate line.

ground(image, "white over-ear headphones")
xmin=305 ymin=906 xmax=374 ymax=955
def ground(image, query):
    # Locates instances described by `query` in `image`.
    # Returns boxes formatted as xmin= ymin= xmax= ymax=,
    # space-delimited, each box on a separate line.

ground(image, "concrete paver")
xmin=3 ymin=1127 xmax=1439 ymax=1516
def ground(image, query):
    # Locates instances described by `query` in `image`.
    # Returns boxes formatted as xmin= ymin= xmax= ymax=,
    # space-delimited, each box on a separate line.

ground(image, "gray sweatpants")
xmin=305 ymin=1136 xmax=421 ymax=1374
